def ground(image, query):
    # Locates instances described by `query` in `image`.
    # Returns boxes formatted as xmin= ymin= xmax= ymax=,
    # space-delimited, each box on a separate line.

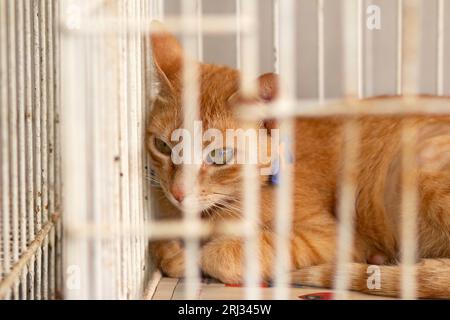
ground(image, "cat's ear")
xmin=228 ymin=73 xmax=279 ymax=131
xmin=150 ymin=21 xmax=183 ymax=92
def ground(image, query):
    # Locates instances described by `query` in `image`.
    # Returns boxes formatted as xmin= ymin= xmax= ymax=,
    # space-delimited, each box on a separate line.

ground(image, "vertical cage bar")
xmin=39 ymin=0 xmax=49 ymax=300
xmin=7 ymin=0 xmax=20 ymax=299
xmin=397 ymin=0 xmax=404 ymax=95
xmin=181 ymin=0 xmax=202 ymax=300
xmin=437 ymin=0 xmax=445 ymax=96
xmin=357 ymin=0 xmax=364 ymax=99
xmin=61 ymin=0 xmax=89 ymax=299
xmin=145 ymin=0 xmax=162 ymax=296
xmin=156 ymin=0 xmax=164 ymax=20
xmin=334 ymin=0 xmax=363 ymax=300
xmin=24 ymin=0 xmax=36 ymax=300
xmin=317 ymin=0 xmax=325 ymax=104
xmin=32 ymin=0 xmax=43 ymax=299
xmin=273 ymin=0 xmax=296 ymax=300
xmin=53 ymin=0 xmax=63 ymax=299
xmin=140 ymin=0 xmax=151 ymax=296
xmin=132 ymin=0 xmax=145 ymax=297
xmin=317 ymin=0 xmax=325 ymax=103
xmin=364 ymin=0 xmax=374 ymax=97
xmin=235 ymin=0 xmax=241 ymax=69
xmin=0 ymin=0 xmax=11 ymax=299
xmin=142 ymin=0 xmax=151 ymax=297
xmin=141 ymin=0 xmax=149 ymax=297
xmin=401 ymin=123 xmax=419 ymax=300
xmin=98 ymin=0 xmax=123 ymax=299
xmin=117 ymin=0 xmax=132 ymax=299
xmin=402 ymin=0 xmax=420 ymax=97
xmin=130 ymin=0 xmax=146 ymax=298
xmin=97 ymin=1 xmax=119 ymax=300
xmin=132 ymin=0 xmax=139 ymax=298
xmin=196 ymin=0 xmax=203 ymax=62
xmin=240 ymin=0 xmax=261 ymax=300
xmin=115 ymin=0 xmax=125 ymax=299
xmin=136 ymin=0 xmax=145 ymax=298
xmin=273 ymin=0 xmax=280 ymax=73
xmin=16 ymin=0 xmax=28 ymax=299
xmin=45 ymin=0 xmax=56 ymax=299
xmin=137 ymin=0 xmax=145 ymax=296
xmin=400 ymin=0 xmax=421 ymax=300
xmin=116 ymin=1 xmax=125 ymax=300
xmin=112 ymin=4 xmax=122 ymax=299
xmin=89 ymin=4 xmax=102 ymax=299
xmin=146 ymin=0 xmax=154 ymax=293
xmin=126 ymin=0 xmax=138 ymax=298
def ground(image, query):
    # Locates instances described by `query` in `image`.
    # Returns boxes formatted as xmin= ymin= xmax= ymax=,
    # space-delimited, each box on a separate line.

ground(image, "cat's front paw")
xmin=201 ymin=237 xmax=244 ymax=284
xmin=151 ymin=240 xmax=186 ymax=278
xmin=160 ymin=249 xmax=185 ymax=278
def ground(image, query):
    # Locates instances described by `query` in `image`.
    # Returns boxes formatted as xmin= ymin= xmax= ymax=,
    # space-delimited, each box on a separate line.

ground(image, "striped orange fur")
xmin=147 ymin=22 xmax=450 ymax=299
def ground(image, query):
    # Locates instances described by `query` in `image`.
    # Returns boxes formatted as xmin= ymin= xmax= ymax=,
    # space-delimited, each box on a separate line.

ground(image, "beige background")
xmin=164 ymin=0 xmax=450 ymax=99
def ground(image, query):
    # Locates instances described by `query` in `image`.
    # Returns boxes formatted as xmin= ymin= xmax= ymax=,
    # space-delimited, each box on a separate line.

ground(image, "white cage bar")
xmin=437 ymin=0 xmax=445 ymax=96
xmin=240 ymin=0 xmax=261 ymax=300
xmin=180 ymin=0 xmax=202 ymax=300
xmin=273 ymin=0 xmax=295 ymax=300
xmin=334 ymin=0 xmax=363 ymax=300
xmin=400 ymin=0 xmax=421 ymax=300
xmin=317 ymin=0 xmax=325 ymax=104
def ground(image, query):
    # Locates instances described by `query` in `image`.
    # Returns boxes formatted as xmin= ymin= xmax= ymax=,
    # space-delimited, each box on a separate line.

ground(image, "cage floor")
xmin=151 ymin=277 xmax=393 ymax=300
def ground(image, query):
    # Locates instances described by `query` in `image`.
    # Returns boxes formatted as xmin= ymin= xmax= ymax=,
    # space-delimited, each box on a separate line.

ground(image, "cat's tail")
xmin=290 ymin=259 xmax=450 ymax=299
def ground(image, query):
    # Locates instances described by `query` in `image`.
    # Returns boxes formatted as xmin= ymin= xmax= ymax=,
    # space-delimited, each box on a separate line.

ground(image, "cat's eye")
xmin=153 ymin=137 xmax=172 ymax=156
xmin=206 ymin=148 xmax=234 ymax=165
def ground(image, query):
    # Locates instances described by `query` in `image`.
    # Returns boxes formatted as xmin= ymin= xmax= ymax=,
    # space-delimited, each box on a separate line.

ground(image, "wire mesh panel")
xmin=60 ymin=0 xmax=158 ymax=299
xmin=0 ymin=0 xmax=62 ymax=300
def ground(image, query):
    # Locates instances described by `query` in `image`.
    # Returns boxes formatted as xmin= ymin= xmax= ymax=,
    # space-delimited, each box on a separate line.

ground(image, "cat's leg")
xmin=291 ymin=218 xmax=338 ymax=267
xmin=417 ymin=171 xmax=450 ymax=258
xmin=200 ymin=218 xmax=338 ymax=284
xmin=415 ymin=126 xmax=450 ymax=257
xmin=150 ymin=240 xmax=185 ymax=278
xmin=200 ymin=231 xmax=275 ymax=284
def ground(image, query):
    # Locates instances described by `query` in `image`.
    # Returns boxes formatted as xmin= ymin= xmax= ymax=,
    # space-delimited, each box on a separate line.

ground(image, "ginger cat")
xmin=147 ymin=22 xmax=450 ymax=298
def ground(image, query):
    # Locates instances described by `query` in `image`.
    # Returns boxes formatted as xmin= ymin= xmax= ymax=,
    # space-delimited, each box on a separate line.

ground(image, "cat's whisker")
xmin=208 ymin=200 xmax=249 ymax=222
xmin=145 ymin=174 xmax=161 ymax=184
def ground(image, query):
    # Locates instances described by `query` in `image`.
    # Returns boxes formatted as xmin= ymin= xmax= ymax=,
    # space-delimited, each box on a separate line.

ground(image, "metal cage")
xmin=0 ymin=0 xmax=449 ymax=300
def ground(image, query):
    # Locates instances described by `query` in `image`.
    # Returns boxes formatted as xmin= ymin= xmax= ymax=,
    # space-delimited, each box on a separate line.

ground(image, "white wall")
xmin=163 ymin=0 xmax=450 ymax=98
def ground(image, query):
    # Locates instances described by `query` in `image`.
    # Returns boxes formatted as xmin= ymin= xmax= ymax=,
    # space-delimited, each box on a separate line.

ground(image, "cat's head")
xmin=146 ymin=21 xmax=278 ymax=217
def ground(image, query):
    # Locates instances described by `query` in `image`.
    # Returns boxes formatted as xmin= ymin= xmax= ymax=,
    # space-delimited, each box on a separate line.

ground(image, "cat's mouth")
xmin=163 ymin=189 xmax=218 ymax=213
xmin=161 ymin=186 xmax=239 ymax=218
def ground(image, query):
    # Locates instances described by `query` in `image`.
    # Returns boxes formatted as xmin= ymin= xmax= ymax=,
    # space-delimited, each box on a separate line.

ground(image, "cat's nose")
xmin=171 ymin=185 xmax=185 ymax=203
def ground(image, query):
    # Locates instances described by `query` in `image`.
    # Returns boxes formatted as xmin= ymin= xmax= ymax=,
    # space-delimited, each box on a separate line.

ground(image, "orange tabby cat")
xmin=147 ymin=22 xmax=450 ymax=298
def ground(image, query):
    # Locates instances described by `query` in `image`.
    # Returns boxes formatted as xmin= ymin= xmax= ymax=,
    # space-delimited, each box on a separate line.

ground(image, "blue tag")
xmin=270 ymin=136 xmax=294 ymax=186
